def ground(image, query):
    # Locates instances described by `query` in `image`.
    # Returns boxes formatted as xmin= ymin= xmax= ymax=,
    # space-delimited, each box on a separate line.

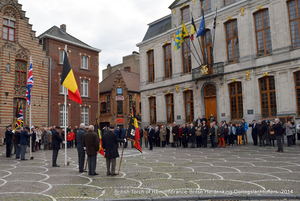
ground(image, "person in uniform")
xmin=83 ymin=125 xmax=99 ymax=176
xmin=14 ymin=127 xmax=21 ymax=159
xmin=20 ymin=127 xmax=31 ymax=160
xmin=76 ymin=123 xmax=86 ymax=172
xmin=51 ymin=126 xmax=63 ymax=167
xmin=5 ymin=125 xmax=13 ymax=157
xmin=102 ymin=126 xmax=124 ymax=176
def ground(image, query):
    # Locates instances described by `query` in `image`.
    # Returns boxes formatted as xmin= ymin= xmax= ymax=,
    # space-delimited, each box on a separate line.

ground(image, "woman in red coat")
xmin=70 ymin=131 xmax=75 ymax=148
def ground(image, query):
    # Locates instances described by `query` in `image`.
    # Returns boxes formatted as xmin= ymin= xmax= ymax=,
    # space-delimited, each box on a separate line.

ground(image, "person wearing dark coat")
xmin=5 ymin=125 xmax=13 ymax=158
xmin=188 ymin=123 xmax=196 ymax=148
xmin=273 ymin=119 xmax=283 ymax=152
xmin=83 ymin=125 xmax=100 ymax=176
xmin=154 ymin=126 xmax=160 ymax=147
xmin=209 ymin=123 xmax=216 ymax=148
xmin=20 ymin=127 xmax=31 ymax=160
xmin=31 ymin=127 xmax=36 ymax=152
xmin=201 ymin=115 xmax=208 ymax=124
xmin=147 ymin=125 xmax=155 ymax=150
xmin=268 ymin=122 xmax=275 ymax=147
xmin=195 ymin=123 xmax=202 ymax=147
xmin=14 ymin=127 xmax=21 ymax=159
xmin=249 ymin=120 xmax=258 ymax=146
xmin=181 ymin=124 xmax=188 ymax=148
xmin=218 ymin=123 xmax=225 ymax=148
xmin=76 ymin=123 xmax=86 ymax=172
xmin=257 ymin=120 xmax=266 ymax=146
xmin=51 ymin=126 xmax=63 ymax=167
xmin=102 ymin=126 xmax=124 ymax=176
xmin=201 ymin=121 xmax=209 ymax=147
xmin=172 ymin=122 xmax=179 ymax=147
xmin=236 ymin=124 xmax=244 ymax=145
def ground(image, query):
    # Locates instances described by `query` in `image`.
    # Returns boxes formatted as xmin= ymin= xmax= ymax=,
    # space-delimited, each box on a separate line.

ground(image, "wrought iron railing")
xmin=192 ymin=62 xmax=224 ymax=80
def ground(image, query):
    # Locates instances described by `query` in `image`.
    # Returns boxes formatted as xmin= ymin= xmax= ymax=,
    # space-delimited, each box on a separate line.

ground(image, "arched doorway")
xmin=204 ymin=84 xmax=217 ymax=124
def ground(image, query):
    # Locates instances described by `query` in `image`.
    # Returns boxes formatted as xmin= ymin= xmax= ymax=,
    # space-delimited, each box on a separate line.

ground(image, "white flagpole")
xmin=64 ymin=45 xmax=68 ymax=166
xmin=29 ymin=56 xmax=32 ymax=159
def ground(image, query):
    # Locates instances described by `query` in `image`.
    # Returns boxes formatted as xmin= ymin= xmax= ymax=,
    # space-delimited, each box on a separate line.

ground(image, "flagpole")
xmin=29 ymin=56 xmax=32 ymax=159
xmin=64 ymin=45 xmax=68 ymax=167
xmin=211 ymin=6 xmax=218 ymax=65
xmin=191 ymin=11 xmax=205 ymax=66
xmin=118 ymin=141 xmax=125 ymax=174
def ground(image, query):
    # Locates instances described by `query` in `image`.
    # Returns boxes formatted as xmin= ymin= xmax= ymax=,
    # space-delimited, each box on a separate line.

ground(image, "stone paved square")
xmin=0 ymin=144 xmax=299 ymax=200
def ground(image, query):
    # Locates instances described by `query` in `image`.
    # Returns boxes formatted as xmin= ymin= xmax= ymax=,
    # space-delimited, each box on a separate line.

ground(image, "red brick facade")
xmin=0 ymin=0 xmax=49 ymax=139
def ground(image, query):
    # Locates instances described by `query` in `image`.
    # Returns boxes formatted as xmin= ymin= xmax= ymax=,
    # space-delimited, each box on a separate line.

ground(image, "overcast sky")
xmin=18 ymin=0 xmax=174 ymax=82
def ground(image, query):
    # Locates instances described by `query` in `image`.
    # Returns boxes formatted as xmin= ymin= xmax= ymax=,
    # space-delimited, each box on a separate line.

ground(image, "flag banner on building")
xmin=181 ymin=20 xmax=189 ymax=43
xmin=190 ymin=17 xmax=196 ymax=41
xmin=196 ymin=9 xmax=206 ymax=37
xmin=174 ymin=28 xmax=182 ymax=51
xmin=98 ymin=129 xmax=105 ymax=158
xmin=26 ymin=57 xmax=34 ymax=106
xmin=211 ymin=8 xmax=217 ymax=46
xmin=61 ymin=51 xmax=82 ymax=104
xmin=14 ymin=103 xmax=24 ymax=130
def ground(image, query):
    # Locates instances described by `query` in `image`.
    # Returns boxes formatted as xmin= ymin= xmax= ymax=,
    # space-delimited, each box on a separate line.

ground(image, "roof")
xmin=142 ymin=15 xmax=172 ymax=42
xmin=169 ymin=0 xmax=190 ymax=9
xmin=38 ymin=26 xmax=101 ymax=52
xmin=99 ymin=69 xmax=140 ymax=93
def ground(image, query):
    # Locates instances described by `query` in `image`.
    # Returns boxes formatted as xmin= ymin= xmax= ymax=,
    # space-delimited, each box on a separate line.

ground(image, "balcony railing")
xmin=192 ymin=62 xmax=224 ymax=80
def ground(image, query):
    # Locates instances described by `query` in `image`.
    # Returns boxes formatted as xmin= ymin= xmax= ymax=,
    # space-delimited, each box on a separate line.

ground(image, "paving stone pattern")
xmin=0 ymin=144 xmax=299 ymax=200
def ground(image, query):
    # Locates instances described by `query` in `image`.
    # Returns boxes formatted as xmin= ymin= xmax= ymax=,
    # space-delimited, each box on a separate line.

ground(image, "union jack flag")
xmin=15 ymin=103 xmax=24 ymax=130
xmin=26 ymin=57 xmax=34 ymax=105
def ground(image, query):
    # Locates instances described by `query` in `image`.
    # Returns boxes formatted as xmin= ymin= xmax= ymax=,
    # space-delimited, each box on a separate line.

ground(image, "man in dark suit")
xmin=83 ymin=125 xmax=99 ymax=176
xmin=273 ymin=119 xmax=283 ymax=152
xmin=147 ymin=125 xmax=154 ymax=150
xmin=249 ymin=120 xmax=258 ymax=146
xmin=201 ymin=121 xmax=208 ymax=147
xmin=51 ymin=126 xmax=63 ymax=167
xmin=5 ymin=125 xmax=13 ymax=158
xmin=188 ymin=123 xmax=196 ymax=148
xmin=76 ymin=123 xmax=86 ymax=173
xmin=14 ymin=127 xmax=21 ymax=159
xmin=102 ymin=126 xmax=124 ymax=176
xmin=20 ymin=127 xmax=31 ymax=160
xmin=172 ymin=122 xmax=179 ymax=147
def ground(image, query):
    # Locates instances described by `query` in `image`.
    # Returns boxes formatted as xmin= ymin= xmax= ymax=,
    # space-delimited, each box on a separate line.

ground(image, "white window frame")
xmin=3 ymin=18 xmax=15 ymax=41
xmin=81 ymin=79 xmax=88 ymax=97
xmin=81 ymin=106 xmax=89 ymax=126
xmin=60 ymin=50 xmax=64 ymax=64
xmin=60 ymin=75 xmax=68 ymax=95
xmin=60 ymin=104 xmax=68 ymax=127
xmin=81 ymin=55 xmax=89 ymax=69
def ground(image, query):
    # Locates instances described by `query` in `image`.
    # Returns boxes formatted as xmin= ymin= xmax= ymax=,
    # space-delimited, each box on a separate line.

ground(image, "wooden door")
xmin=204 ymin=85 xmax=217 ymax=124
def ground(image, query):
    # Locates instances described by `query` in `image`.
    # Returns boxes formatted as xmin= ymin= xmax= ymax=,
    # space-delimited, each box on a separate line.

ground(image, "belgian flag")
xmin=191 ymin=17 xmax=196 ymax=41
xmin=61 ymin=51 xmax=82 ymax=104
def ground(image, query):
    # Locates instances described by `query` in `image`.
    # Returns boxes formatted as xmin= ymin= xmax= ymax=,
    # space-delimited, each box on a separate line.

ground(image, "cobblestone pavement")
xmin=0 ymin=143 xmax=299 ymax=201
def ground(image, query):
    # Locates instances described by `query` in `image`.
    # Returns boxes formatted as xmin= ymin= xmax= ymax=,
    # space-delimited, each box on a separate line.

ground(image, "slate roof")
xmin=142 ymin=15 xmax=172 ymax=42
xmin=38 ymin=26 xmax=93 ymax=49
xmin=99 ymin=69 xmax=140 ymax=93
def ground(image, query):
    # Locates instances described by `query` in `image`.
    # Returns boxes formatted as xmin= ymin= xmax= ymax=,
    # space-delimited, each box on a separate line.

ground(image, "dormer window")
xmin=3 ymin=18 xmax=15 ymax=41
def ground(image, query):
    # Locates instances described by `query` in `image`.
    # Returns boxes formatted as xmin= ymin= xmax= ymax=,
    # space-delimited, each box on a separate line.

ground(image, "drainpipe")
xmin=45 ymin=56 xmax=52 ymax=127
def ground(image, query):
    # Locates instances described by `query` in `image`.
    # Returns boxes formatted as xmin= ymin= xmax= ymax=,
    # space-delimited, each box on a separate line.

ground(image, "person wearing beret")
xmin=20 ymin=127 xmax=31 ymax=160
xmin=14 ymin=127 xmax=21 ymax=159
xmin=51 ymin=126 xmax=63 ymax=167
xmin=102 ymin=125 xmax=125 ymax=176
xmin=5 ymin=125 xmax=13 ymax=157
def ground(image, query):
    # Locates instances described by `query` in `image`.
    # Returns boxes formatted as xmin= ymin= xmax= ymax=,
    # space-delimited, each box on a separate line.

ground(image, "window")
xmin=60 ymin=50 xmax=64 ymax=64
xmin=60 ymin=104 xmax=68 ymax=127
xmin=294 ymin=71 xmax=300 ymax=116
xmin=81 ymin=106 xmax=89 ymax=126
xmin=149 ymin=97 xmax=156 ymax=124
xmin=259 ymin=76 xmax=277 ymax=118
xmin=184 ymin=91 xmax=194 ymax=123
xmin=201 ymin=0 xmax=211 ymax=15
xmin=100 ymin=102 xmax=107 ymax=113
xmin=81 ymin=79 xmax=88 ymax=97
xmin=107 ymin=95 xmax=111 ymax=113
xmin=81 ymin=55 xmax=88 ymax=69
xmin=288 ymin=0 xmax=300 ymax=48
xmin=117 ymin=88 xmax=122 ymax=95
xmin=129 ymin=94 xmax=133 ymax=112
xmin=147 ymin=50 xmax=154 ymax=83
xmin=224 ymin=0 xmax=236 ymax=6
xmin=3 ymin=18 xmax=15 ymax=41
xmin=182 ymin=37 xmax=192 ymax=74
xmin=229 ymin=82 xmax=243 ymax=120
xmin=166 ymin=94 xmax=174 ymax=124
xmin=117 ymin=101 xmax=123 ymax=115
xmin=202 ymin=29 xmax=213 ymax=73
xmin=254 ymin=9 xmax=272 ymax=56
xmin=164 ymin=44 xmax=172 ymax=78
xmin=60 ymin=75 xmax=68 ymax=94
xmin=225 ymin=20 xmax=240 ymax=63
xmin=13 ymin=98 xmax=26 ymax=124
xmin=15 ymin=60 xmax=27 ymax=86
xmin=181 ymin=6 xmax=190 ymax=23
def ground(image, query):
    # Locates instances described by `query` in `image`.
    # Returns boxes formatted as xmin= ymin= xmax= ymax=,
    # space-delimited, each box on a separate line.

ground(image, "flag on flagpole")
xmin=211 ymin=8 xmax=217 ymax=46
xmin=61 ymin=51 xmax=82 ymax=104
xmin=174 ymin=28 xmax=182 ymax=51
xmin=196 ymin=9 xmax=206 ymax=37
xmin=98 ymin=129 xmax=105 ymax=158
xmin=26 ymin=57 xmax=34 ymax=106
xmin=181 ymin=20 xmax=189 ymax=43
xmin=191 ymin=17 xmax=196 ymax=41
xmin=14 ymin=102 xmax=24 ymax=130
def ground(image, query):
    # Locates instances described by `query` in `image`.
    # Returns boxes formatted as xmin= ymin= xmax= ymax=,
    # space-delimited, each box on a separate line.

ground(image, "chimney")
xmin=60 ymin=24 xmax=66 ymax=33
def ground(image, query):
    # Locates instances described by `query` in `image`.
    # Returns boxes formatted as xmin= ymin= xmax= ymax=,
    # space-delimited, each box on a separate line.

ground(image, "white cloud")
xmin=18 ymin=0 xmax=173 ymax=82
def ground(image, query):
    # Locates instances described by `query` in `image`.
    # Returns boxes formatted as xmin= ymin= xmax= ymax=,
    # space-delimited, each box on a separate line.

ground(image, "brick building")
xmin=99 ymin=69 xmax=141 ymax=129
xmin=39 ymin=24 xmax=101 ymax=128
xmin=0 ymin=0 xmax=49 ymax=139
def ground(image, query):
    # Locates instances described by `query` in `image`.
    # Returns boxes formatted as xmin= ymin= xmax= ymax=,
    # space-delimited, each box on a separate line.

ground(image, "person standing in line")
xmin=262 ymin=117 xmax=270 ymax=146
xmin=102 ymin=126 xmax=124 ymax=176
xmin=76 ymin=123 xmax=86 ymax=173
xmin=241 ymin=119 xmax=248 ymax=145
xmin=236 ymin=123 xmax=244 ymax=146
xmin=51 ymin=126 xmax=63 ymax=167
xmin=195 ymin=123 xmax=202 ymax=147
xmin=291 ymin=119 xmax=296 ymax=145
xmin=14 ymin=127 xmax=21 ymax=159
xmin=249 ymin=120 xmax=258 ymax=146
xmin=5 ymin=125 xmax=13 ymax=158
xmin=154 ymin=126 xmax=160 ymax=147
xmin=41 ymin=128 xmax=48 ymax=150
xmin=147 ymin=125 xmax=154 ymax=150
xmin=257 ymin=120 xmax=266 ymax=147
xmin=20 ymin=127 xmax=31 ymax=160
xmin=143 ymin=127 xmax=148 ymax=148
xmin=83 ymin=125 xmax=99 ymax=176
xmin=297 ymin=120 xmax=300 ymax=145
xmin=209 ymin=123 xmax=216 ymax=148
xmin=159 ymin=125 xmax=166 ymax=147
xmin=273 ymin=118 xmax=283 ymax=152
xmin=283 ymin=121 xmax=294 ymax=147
xmin=201 ymin=121 xmax=208 ymax=148
xmin=181 ymin=124 xmax=188 ymax=148
xmin=268 ymin=122 xmax=275 ymax=147
xmin=172 ymin=122 xmax=179 ymax=148
xmin=218 ymin=123 xmax=225 ymax=148
xmin=188 ymin=123 xmax=196 ymax=148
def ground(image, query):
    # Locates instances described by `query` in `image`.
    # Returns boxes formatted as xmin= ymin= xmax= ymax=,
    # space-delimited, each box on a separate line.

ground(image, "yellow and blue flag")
xmin=174 ymin=28 xmax=182 ymax=51
xmin=181 ymin=20 xmax=189 ymax=43
xmin=196 ymin=9 xmax=206 ymax=37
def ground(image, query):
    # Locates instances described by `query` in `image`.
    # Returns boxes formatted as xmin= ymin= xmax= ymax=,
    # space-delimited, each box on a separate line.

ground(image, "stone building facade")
xmin=102 ymin=51 xmax=140 ymax=80
xmin=99 ymin=69 xmax=141 ymax=129
xmin=39 ymin=25 xmax=101 ymax=128
xmin=0 ymin=0 xmax=49 ymax=139
xmin=137 ymin=0 xmax=300 ymax=140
